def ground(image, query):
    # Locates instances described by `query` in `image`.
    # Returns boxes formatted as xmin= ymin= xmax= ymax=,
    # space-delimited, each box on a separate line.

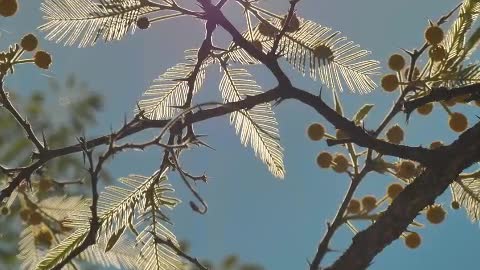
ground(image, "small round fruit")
xmin=386 ymin=125 xmax=404 ymax=144
xmin=387 ymin=183 xmax=404 ymax=199
xmin=371 ymin=157 xmax=390 ymax=174
xmin=313 ymin=44 xmax=334 ymax=64
xmin=425 ymin=25 xmax=444 ymax=45
xmin=416 ymin=103 xmax=433 ymax=115
xmin=20 ymin=33 xmax=38 ymax=51
xmin=35 ymin=227 xmax=53 ymax=247
xmin=28 ymin=212 xmax=42 ymax=225
xmin=336 ymin=129 xmax=349 ymax=140
xmin=0 ymin=0 xmax=18 ymax=17
xmin=0 ymin=206 xmax=9 ymax=215
xmin=396 ymin=160 xmax=417 ymax=179
xmin=388 ymin=54 xmax=406 ymax=71
xmin=347 ymin=199 xmax=361 ymax=214
xmin=361 ymin=196 xmax=377 ymax=212
xmin=252 ymin=40 xmax=263 ymax=52
xmin=332 ymin=154 xmax=349 ymax=173
xmin=404 ymin=232 xmax=421 ymax=249
xmin=316 ymin=152 xmax=332 ymax=168
xmin=307 ymin=123 xmax=325 ymax=141
xmin=136 ymin=17 xmax=150 ymax=29
xmin=34 ymin=51 xmax=52 ymax=69
xmin=426 ymin=205 xmax=446 ymax=224
xmin=281 ymin=14 xmax=300 ymax=32
xmin=429 ymin=141 xmax=444 ymax=149
xmin=258 ymin=22 xmax=277 ymax=37
xmin=451 ymin=201 xmax=460 ymax=210
xmin=448 ymin=112 xmax=468 ymax=133
xmin=453 ymin=94 xmax=470 ymax=103
xmin=429 ymin=45 xmax=447 ymax=62
xmin=381 ymin=74 xmax=399 ymax=92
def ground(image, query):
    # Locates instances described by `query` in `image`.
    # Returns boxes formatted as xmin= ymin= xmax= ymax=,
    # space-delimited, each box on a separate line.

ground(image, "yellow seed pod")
xmin=429 ymin=45 xmax=447 ymax=62
xmin=388 ymin=54 xmax=406 ymax=71
xmin=252 ymin=40 xmax=263 ymax=52
xmin=426 ymin=205 xmax=446 ymax=224
xmin=281 ymin=14 xmax=301 ymax=32
xmin=405 ymin=232 xmax=421 ymax=249
xmin=316 ymin=152 xmax=333 ymax=168
xmin=313 ymin=44 xmax=334 ymax=64
xmin=347 ymin=199 xmax=361 ymax=214
xmin=386 ymin=125 xmax=404 ymax=144
xmin=34 ymin=51 xmax=52 ymax=69
xmin=0 ymin=0 xmax=18 ymax=17
xmin=425 ymin=25 xmax=444 ymax=45
xmin=448 ymin=112 xmax=468 ymax=133
xmin=35 ymin=226 xmax=53 ymax=247
xmin=20 ymin=33 xmax=38 ymax=52
xmin=381 ymin=74 xmax=399 ymax=92
xmin=307 ymin=123 xmax=325 ymax=141
xmin=453 ymin=94 xmax=470 ymax=103
xmin=361 ymin=196 xmax=377 ymax=212
xmin=336 ymin=129 xmax=349 ymax=140
xmin=258 ymin=22 xmax=277 ymax=37
xmin=416 ymin=103 xmax=433 ymax=115
xmin=0 ymin=206 xmax=9 ymax=215
xmin=136 ymin=17 xmax=150 ymax=29
xmin=451 ymin=201 xmax=460 ymax=210
xmin=396 ymin=160 xmax=417 ymax=179
xmin=371 ymin=157 xmax=390 ymax=174
xmin=332 ymin=154 xmax=349 ymax=173
xmin=387 ymin=183 xmax=403 ymax=200
xmin=387 ymin=183 xmax=404 ymax=199
xmin=429 ymin=141 xmax=444 ymax=150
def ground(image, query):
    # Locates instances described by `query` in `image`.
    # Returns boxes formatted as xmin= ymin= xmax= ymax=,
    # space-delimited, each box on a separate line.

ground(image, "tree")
xmin=0 ymin=0 xmax=480 ymax=269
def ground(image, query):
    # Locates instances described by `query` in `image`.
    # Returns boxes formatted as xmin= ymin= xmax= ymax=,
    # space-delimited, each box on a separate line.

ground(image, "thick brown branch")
xmin=326 ymin=122 xmax=480 ymax=270
xmin=404 ymin=83 xmax=480 ymax=114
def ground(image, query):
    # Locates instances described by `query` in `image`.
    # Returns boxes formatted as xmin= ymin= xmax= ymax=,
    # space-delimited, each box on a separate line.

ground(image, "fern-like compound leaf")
xmin=233 ymin=17 xmax=379 ymax=93
xmin=18 ymin=226 xmax=45 ymax=270
xmin=99 ymin=173 xmax=179 ymax=243
xmin=80 ymin=237 xmax=139 ymax=269
xmin=135 ymin=187 xmax=182 ymax=270
xmin=38 ymin=195 xmax=87 ymax=221
xmin=442 ymin=0 xmax=480 ymax=69
xmin=451 ymin=178 xmax=480 ymax=221
xmin=37 ymin=172 xmax=180 ymax=269
xmin=137 ymin=49 xmax=212 ymax=119
xmin=39 ymin=0 xmax=161 ymax=47
xmin=219 ymin=67 xmax=285 ymax=178
xmin=36 ymin=226 xmax=90 ymax=269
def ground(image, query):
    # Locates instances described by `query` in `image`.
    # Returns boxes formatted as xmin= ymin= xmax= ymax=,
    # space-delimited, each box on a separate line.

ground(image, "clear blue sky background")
xmin=4 ymin=0 xmax=480 ymax=269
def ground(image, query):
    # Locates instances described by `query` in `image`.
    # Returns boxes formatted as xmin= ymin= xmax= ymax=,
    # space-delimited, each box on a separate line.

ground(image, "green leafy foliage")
xmin=137 ymin=50 xmax=211 ymax=119
xmin=219 ymin=67 xmax=285 ymax=178
xmin=39 ymin=0 xmax=160 ymax=47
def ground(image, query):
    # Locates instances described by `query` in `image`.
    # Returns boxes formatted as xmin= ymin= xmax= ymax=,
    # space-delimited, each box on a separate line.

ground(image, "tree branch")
xmin=326 ymin=121 xmax=480 ymax=270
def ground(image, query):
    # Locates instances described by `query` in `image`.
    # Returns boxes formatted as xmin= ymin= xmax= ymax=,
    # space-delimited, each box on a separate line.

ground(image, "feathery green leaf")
xmin=219 ymin=67 xmax=285 ymax=178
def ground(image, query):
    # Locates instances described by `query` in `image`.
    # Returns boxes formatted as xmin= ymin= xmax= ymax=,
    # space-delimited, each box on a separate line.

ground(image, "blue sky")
xmin=4 ymin=0 xmax=480 ymax=269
